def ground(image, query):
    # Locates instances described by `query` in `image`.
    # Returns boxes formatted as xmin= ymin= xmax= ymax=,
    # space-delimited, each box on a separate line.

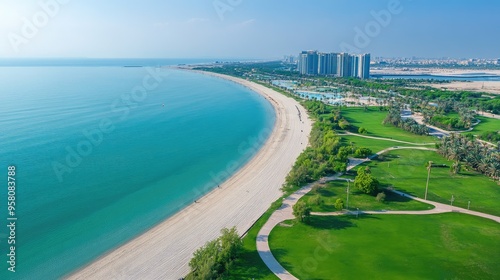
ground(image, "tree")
xmin=354 ymin=167 xmax=380 ymax=195
xmin=293 ymin=201 xmax=311 ymax=223
xmin=309 ymin=194 xmax=323 ymax=206
xmin=189 ymin=227 xmax=242 ymax=279
xmin=334 ymin=198 xmax=344 ymax=211
xmin=354 ymin=147 xmax=372 ymax=158
xmin=358 ymin=127 xmax=368 ymax=134
xmin=450 ymin=161 xmax=461 ymax=175
xmin=338 ymin=118 xmax=351 ymax=130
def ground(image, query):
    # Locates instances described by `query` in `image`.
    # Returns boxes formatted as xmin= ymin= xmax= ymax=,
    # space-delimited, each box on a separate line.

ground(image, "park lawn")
xmin=269 ymin=213 xmax=500 ymax=280
xmin=339 ymin=107 xmax=437 ymax=144
xmin=299 ymin=180 xmax=433 ymax=212
xmin=349 ymin=149 xmax=500 ymax=216
xmin=341 ymin=135 xmax=428 ymax=154
xmin=471 ymin=116 xmax=500 ymax=134
xmin=224 ymin=201 xmax=279 ymax=280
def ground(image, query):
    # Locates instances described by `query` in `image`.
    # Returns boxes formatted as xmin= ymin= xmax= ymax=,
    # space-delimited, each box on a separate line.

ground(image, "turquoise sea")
xmin=0 ymin=60 xmax=275 ymax=279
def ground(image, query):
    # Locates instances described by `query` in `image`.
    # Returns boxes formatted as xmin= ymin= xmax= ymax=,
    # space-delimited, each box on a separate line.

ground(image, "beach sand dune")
xmin=67 ymin=72 xmax=312 ymax=280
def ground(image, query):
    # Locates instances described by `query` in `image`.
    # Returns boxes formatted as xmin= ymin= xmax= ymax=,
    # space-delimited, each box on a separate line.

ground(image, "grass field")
xmin=338 ymin=107 xmax=437 ymax=144
xmin=340 ymin=135 xmax=430 ymax=154
xmin=269 ymin=213 xmax=500 ymax=280
xmin=471 ymin=116 xmax=500 ymax=134
xmin=299 ymin=180 xmax=433 ymax=212
xmin=224 ymin=201 xmax=278 ymax=280
xmin=347 ymin=149 xmax=500 ymax=216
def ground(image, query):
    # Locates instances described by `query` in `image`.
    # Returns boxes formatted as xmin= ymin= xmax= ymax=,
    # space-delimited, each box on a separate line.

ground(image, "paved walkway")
xmin=339 ymin=131 xmax=436 ymax=146
xmin=312 ymin=189 xmax=500 ymax=223
xmin=477 ymin=111 xmax=500 ymax=120
xmin=256 ymin=144 xmax=500 ymax=279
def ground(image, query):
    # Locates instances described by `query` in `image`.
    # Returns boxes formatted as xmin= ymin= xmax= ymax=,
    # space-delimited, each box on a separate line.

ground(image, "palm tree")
xmin=425 ymin=161 xmax=433 ymax=200
xmin=451 ymin=161 xmax=461 ymax=175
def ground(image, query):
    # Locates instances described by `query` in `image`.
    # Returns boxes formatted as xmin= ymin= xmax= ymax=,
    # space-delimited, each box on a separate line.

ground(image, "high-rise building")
xmin=298 ymin=51 xmax=319 ymax=75
xmin=350 ymin=55 xmax=360 ymax=78
xmin=318 ymin=53 xmax=329 ymax=75
xmin=315 ymin=52 xmax=340 ymax=76
xmin=327 ymin=53 xmax=338 ymax=76
xmin=297 ymin=50 xmax=370 ymax=79
xmin=298 ymin=52 xmax=308 ymax=75
xmin=359 ymin=54 xmax=371 ymax=79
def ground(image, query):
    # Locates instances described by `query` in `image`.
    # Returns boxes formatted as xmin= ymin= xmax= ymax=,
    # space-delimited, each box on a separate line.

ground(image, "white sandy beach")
xmin=67 ymin=72 xmax=312 ymax=279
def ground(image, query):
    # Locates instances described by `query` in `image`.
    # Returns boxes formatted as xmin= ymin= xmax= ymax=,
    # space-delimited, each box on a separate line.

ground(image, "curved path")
xmin=312 ymin=188 xmax=500 ymax=223
xmin=257 ymin=144 xmax=499 ymax=279
xmin=339 ymin=131 xmax=436 ymax=146
xmin=69 ymin=72 xmax=313 ymax=279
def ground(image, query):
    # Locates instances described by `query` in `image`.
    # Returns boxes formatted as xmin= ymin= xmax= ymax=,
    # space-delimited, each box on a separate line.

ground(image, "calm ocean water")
xmin=0 ymin=60 xmax=274 ymax=279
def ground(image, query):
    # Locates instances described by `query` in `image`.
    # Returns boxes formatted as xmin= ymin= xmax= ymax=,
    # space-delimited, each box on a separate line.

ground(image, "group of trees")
xmin=421 ymin=100 xmax=476 ymax=131
xmin=478 ymin=131 xmax=500 ymax=143
xmin=285 ymin=102 xmax=350 ymax=189
xmin=437 ymin=134 xmax=500 ymax=181
xmin=354 ymin=167 xmax=380 ymax=195
xmin=188 ymin=227 xmax=242 ymax=280
xmin=383 ymin=107 xmax=429 ymax=135
xmin=353 ymin=148 xmax=373 ymax=158
xmin=428 ymin=115 xmax=469 ymax=131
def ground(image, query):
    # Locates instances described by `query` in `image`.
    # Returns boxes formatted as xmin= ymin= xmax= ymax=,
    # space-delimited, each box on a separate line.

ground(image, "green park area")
xmin=472 ymin=116 xmax=500 ymax=135
xmin=269 ymin=213 xmax=500 ymax=280
xmin=298 ymin=180 xmax=433 ymax=212
xmin=351 ymin=149 xmax=500 ymax=216
xmin=341 ymin=135 xmax=423 ymax=154
xmin=338 ymin=107 xmax=437 ymax=144
xmin=223 ymin=202 xmax=279 ymax=280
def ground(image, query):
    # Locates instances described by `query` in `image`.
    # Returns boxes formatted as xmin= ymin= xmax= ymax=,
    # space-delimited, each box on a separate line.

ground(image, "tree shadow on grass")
xmin=373 ymin=154 xmax=399 ymax=162
xmin=317 ymin=188 xmax=336 ymax=197
xmin=227 ymin=247 xmax=275 ymax=279
xmin=306 ymin=215 xmax=375 ymax=230
xmin=391 ymin=187 xmax=419 ymax=198
xmin=384 ymin=190 xmax=415 ymax=203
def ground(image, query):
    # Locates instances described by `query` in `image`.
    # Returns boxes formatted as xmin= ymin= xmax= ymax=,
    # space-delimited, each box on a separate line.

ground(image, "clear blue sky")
xmin=1 ymin=0 xmax=499 ymax=59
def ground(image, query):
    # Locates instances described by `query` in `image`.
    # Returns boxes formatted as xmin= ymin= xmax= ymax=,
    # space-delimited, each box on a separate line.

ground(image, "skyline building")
xmin=298 ymin=50 xmax=371 ymax=79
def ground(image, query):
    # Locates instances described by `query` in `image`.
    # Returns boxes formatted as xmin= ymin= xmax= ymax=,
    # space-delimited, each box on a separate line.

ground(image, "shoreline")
xmin=67 ymin=71 xmax=312 ymax=279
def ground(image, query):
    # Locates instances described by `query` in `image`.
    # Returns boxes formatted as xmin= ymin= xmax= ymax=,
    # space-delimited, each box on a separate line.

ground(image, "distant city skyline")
xmin=0 ymin=0 xmax=499 ymax=59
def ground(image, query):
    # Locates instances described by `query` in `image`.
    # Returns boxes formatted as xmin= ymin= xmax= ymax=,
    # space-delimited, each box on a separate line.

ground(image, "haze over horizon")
xmin=0 ymin=0 xmax=499 ymax=59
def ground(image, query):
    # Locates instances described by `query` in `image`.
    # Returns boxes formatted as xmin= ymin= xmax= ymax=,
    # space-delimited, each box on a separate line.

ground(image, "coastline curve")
xmin=67 ymin=71 xmax=312 ymax=279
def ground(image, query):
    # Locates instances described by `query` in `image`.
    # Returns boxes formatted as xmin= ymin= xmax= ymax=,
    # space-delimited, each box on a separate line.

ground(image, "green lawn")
xmin=341 ymin=135 xmax=429 ymax=154
xmin=338 ymin=107 xmax=437 ymax=144
xmin=349 ymin=149 xmax=500 ymax=216
xmin=471 ymin=116 xmax=500 ymax=134
xmin=224 ymin=201 xmax=279 ymax=280
xmin=269 ymin=213 xmax=500 ymax=280
xmin=299 ymin=180 xmax=433 ymax=212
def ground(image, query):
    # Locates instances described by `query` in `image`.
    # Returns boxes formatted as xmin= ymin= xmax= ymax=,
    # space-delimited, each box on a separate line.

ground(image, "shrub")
xmin=308 ymin=195 xmax=323 ymax=206
xmin=376 ymin=192 xmax=386 ymax=202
